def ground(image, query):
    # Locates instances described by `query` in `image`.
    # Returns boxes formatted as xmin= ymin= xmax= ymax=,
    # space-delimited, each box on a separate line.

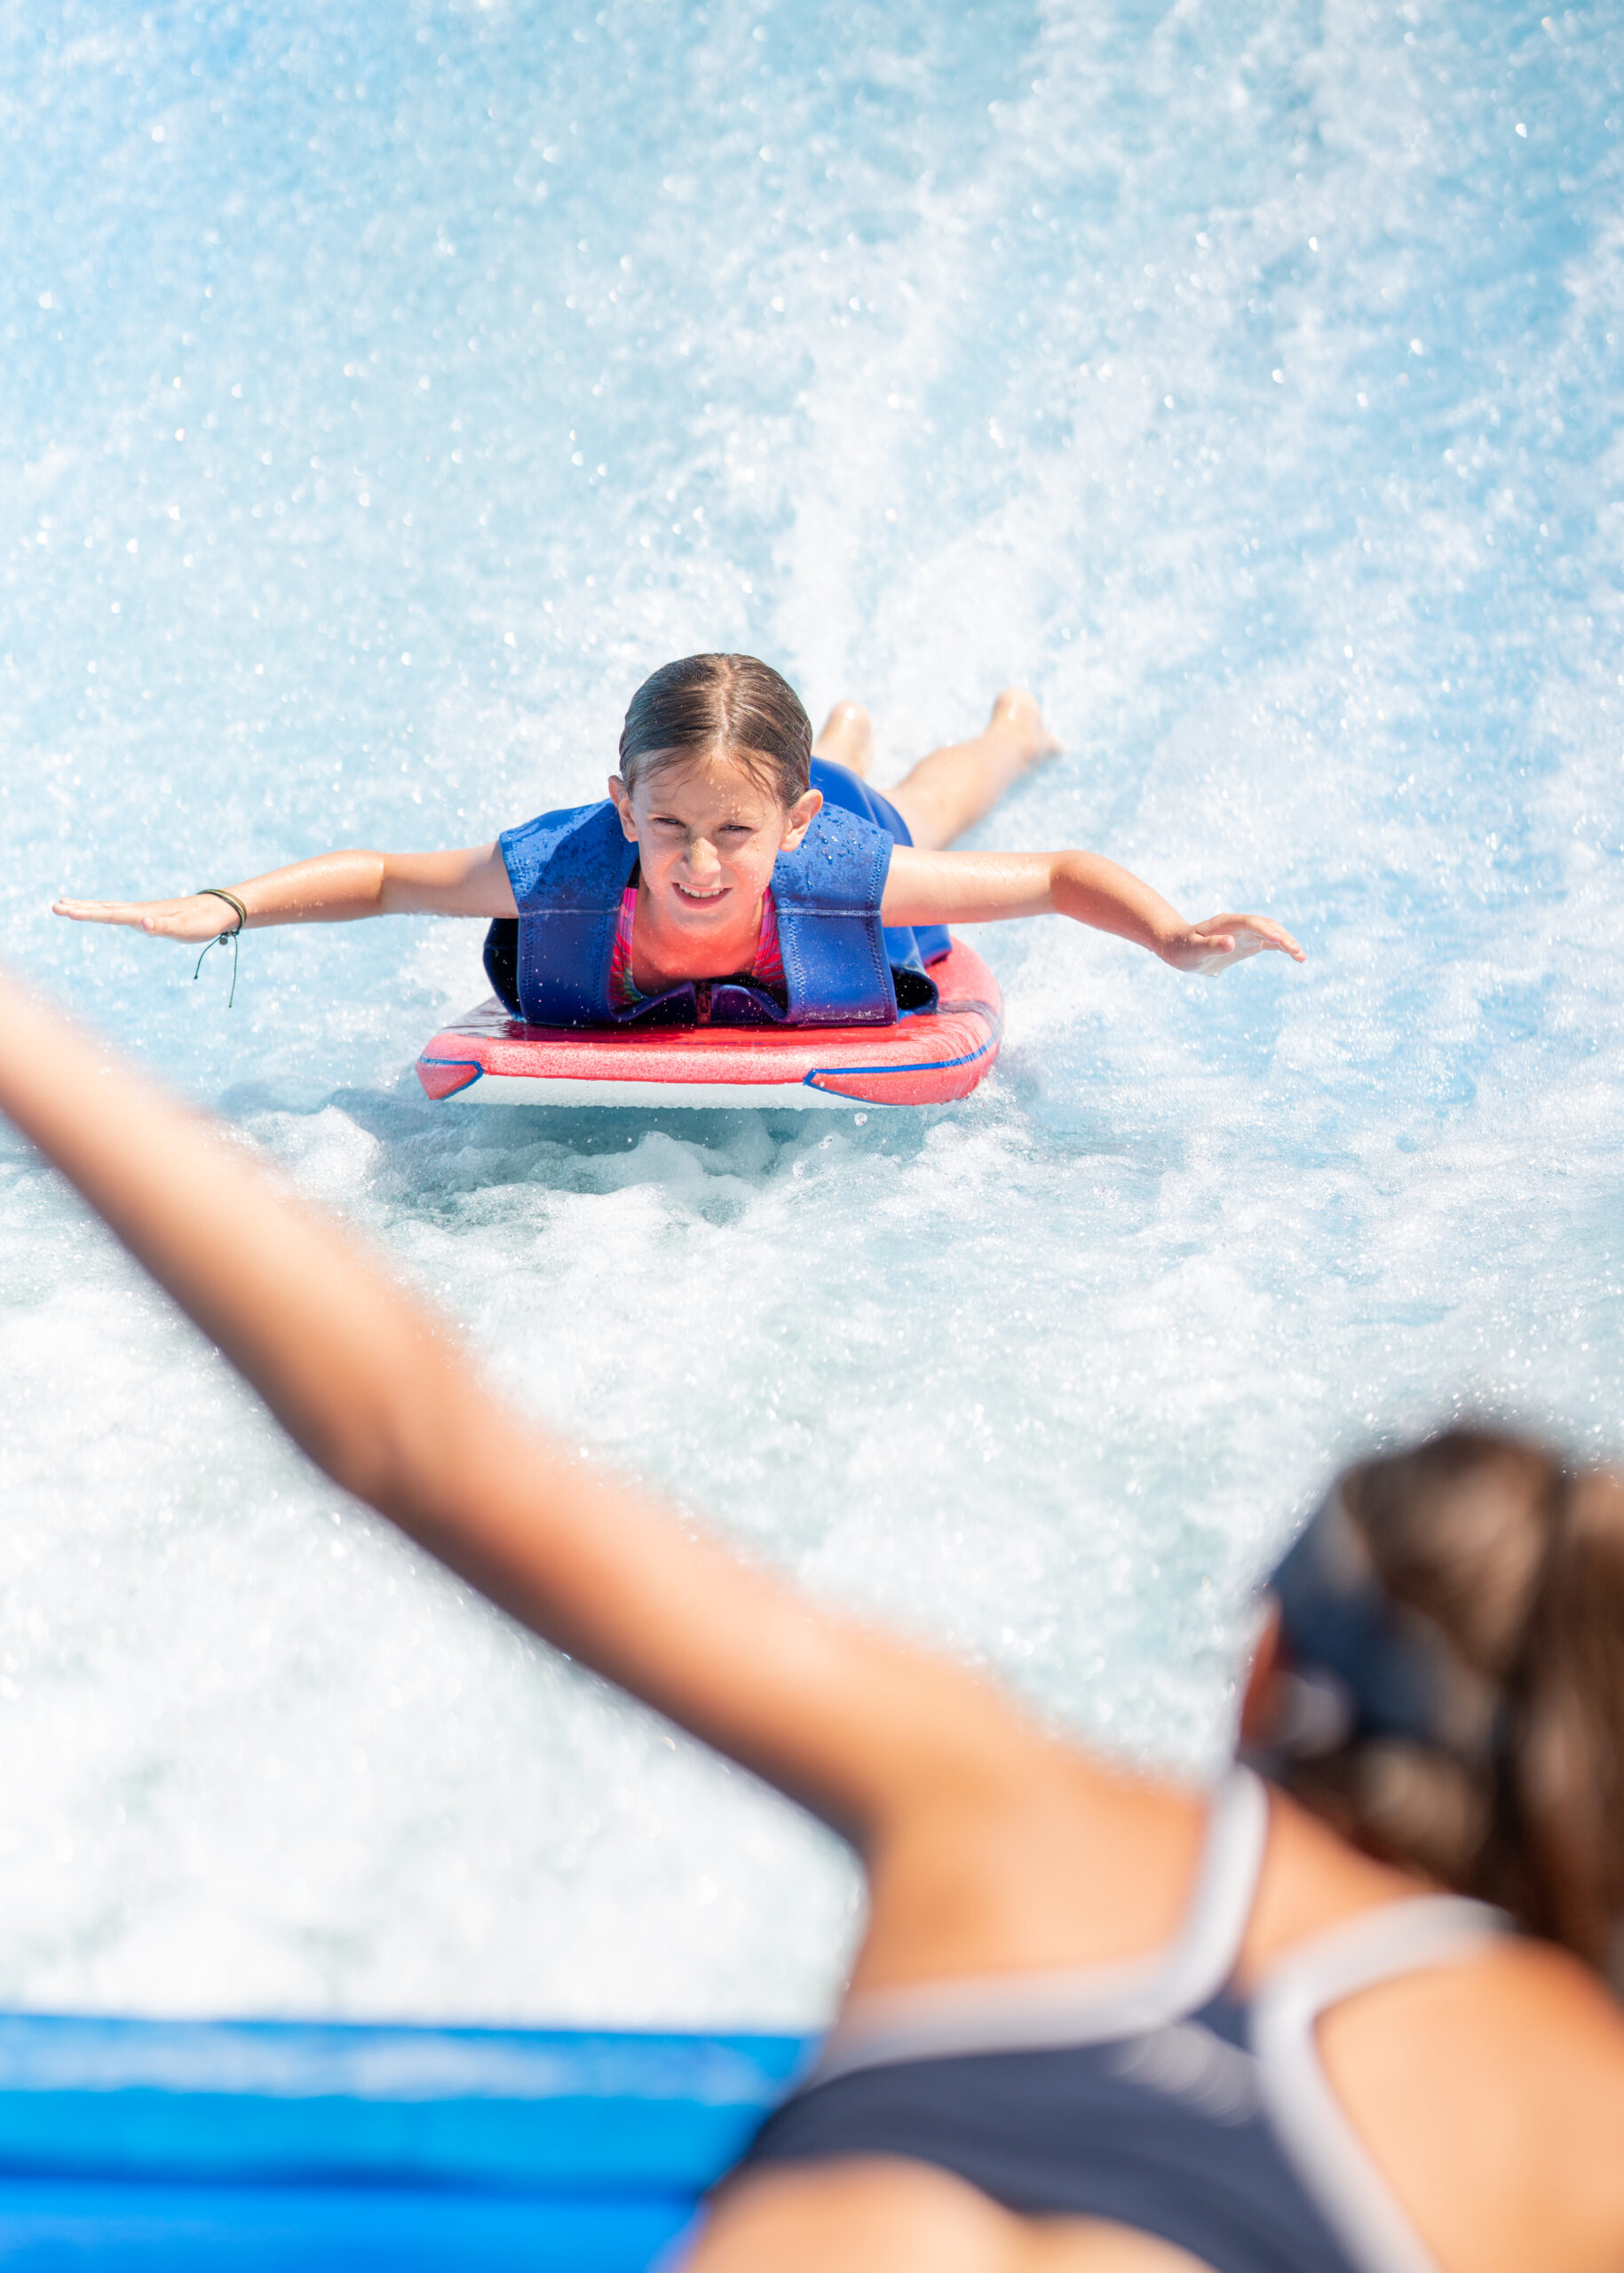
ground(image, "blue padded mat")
xmin=0 ymin=2013 xmax=812 ymax=2268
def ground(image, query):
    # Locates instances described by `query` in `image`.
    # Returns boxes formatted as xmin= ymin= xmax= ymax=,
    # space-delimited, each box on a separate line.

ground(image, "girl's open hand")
xmin=51 ymin=894 xmax=242 ymax=943
xmin=1162 ymin=915 xmax=1305 ymax=976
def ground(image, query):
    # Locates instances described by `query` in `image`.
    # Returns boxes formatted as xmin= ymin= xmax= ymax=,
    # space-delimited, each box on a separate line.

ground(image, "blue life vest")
xmin=809 ymin=762 xmax=953 ymax=971
xmin=482 ymin=761 xmax=948 ymax=1031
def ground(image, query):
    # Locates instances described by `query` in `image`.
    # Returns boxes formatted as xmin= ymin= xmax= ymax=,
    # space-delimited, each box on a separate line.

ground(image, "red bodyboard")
xmin=416 ymin=939 xmax=1002 ymax=1109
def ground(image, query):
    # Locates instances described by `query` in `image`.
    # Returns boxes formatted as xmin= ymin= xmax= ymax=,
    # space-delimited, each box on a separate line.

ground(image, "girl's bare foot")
xmin=986 ymin=687 xmax=1063 ymax=772
xmin=888 ymin=688 xmax=1065 ymax=850
xmin=812 ymin=701 xmax=875 ymax=779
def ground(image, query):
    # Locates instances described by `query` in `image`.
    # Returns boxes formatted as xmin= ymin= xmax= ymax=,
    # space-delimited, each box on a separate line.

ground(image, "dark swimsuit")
xmin=736 ymin=1770 xmax=1501 ymax=2273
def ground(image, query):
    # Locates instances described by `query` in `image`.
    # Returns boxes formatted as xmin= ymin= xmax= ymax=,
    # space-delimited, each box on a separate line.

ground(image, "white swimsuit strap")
xmin=1251 ymin=1895 xmax=1506 ymax=2273
xmin=814 ymin=1767 xmax=1271 ymax=2082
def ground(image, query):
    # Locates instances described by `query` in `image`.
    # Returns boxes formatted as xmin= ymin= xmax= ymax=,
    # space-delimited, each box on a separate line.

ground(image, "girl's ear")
xmin=780 ymin=787 xmax=822 ymax=850
xmin=608 ymin=776 xmax=639 ymax=843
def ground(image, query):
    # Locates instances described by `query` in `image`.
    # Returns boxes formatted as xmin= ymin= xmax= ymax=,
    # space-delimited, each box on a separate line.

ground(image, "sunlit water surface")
xmin=2 ymin=0 xmax=1621 ymax=2025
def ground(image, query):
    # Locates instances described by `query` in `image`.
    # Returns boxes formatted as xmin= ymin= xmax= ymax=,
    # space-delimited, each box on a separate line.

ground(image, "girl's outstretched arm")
xmin=52 ymin=843 xmax=518 ymax=942
xmin=881 ymin=846 xmax=1304 ymax=973
xmin=0 ymin=969 xmax=1068 ymax=1944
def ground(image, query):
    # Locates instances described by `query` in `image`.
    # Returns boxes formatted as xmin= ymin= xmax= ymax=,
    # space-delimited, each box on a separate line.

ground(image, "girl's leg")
xmin=811 ymin=701 xmax=876 ymax=779
xmin=886 ymin=689 xmax=1061 ymax=851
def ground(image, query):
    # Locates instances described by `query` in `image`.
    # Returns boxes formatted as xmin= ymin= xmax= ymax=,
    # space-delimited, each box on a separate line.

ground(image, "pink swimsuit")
xmin=606 ymin=883 xmax=787 ymax=1011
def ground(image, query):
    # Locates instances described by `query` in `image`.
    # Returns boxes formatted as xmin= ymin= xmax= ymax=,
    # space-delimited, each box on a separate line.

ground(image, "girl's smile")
xmin=607 ymin=751 xmax=820 ymax=984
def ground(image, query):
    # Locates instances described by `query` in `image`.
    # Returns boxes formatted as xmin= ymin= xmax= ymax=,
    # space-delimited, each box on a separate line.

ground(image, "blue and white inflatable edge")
xmin=0 ymin=2012 xmax=812 ymax=2269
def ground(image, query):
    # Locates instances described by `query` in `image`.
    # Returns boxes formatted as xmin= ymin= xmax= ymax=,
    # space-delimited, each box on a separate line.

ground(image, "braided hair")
xmin=1265 ymin=1427 xmax=1624 ymax=1987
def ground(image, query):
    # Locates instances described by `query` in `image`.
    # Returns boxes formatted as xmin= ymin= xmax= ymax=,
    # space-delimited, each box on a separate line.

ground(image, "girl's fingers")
xmin=1247 ymin=923 xmax=1305 ymax=961
xmin=51 ymin=898 xmax=227 ymax=941
xmin=52 ymin=899 xmax=144 ymax=927
xmin=1178 ymin=915 xmax=1306 ymax=976
xmin=1199 ymin=915 xmax=1306 ymax=962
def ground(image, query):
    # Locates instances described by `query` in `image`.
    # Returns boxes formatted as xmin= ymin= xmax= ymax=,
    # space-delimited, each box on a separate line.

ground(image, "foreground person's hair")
xmin=617 ymin=653 xmax=813 ymax=806
xmin=1274 ymin=1425 xmax=1624 ymax=1984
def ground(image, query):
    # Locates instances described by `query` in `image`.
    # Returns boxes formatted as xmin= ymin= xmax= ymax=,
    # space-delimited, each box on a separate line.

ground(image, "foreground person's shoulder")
xmin=1366 ymin=1928 xmax=1624 ymax=2096
xmin=1483 ymin=1930 xmax=1624 ymax=2105
xmin=1317 ymin=1935 xmax=1624 ymax=2273
xmin=1398 ymin=1936 xmax=1624 ymax=2246
xmin=1477 ymin=1939 xmax=1624 ymax=2257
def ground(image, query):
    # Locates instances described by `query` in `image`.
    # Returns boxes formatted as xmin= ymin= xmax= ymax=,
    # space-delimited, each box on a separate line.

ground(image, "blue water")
xmin=2 ymin=1 xmax=1621 ymax=2026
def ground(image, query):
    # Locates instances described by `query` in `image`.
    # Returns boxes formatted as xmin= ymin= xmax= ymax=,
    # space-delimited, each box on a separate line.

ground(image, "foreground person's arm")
xmin=882 ymin=845 xmax=1303 ymax=974
xmin=52 ymin=842 xmax=518 ymax=941
xmin=0 ymin=969 xmax=1056 ymax=1884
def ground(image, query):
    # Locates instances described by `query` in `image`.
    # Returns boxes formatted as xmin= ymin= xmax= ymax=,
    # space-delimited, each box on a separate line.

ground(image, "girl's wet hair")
xmin=618 ymin=653 xmax=813 ymax=808
xmin=1268 ymin=1426 xmax=1624 ymax=1986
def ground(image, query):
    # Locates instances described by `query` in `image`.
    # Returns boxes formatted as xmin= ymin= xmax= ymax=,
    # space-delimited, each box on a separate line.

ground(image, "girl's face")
xmin=608 ymin=751 xmax=820 ymax=937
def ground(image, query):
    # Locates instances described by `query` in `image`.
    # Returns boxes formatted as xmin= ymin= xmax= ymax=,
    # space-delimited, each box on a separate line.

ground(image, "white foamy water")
xmin=2 ymin=1 xmax=1621 ymax=2026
